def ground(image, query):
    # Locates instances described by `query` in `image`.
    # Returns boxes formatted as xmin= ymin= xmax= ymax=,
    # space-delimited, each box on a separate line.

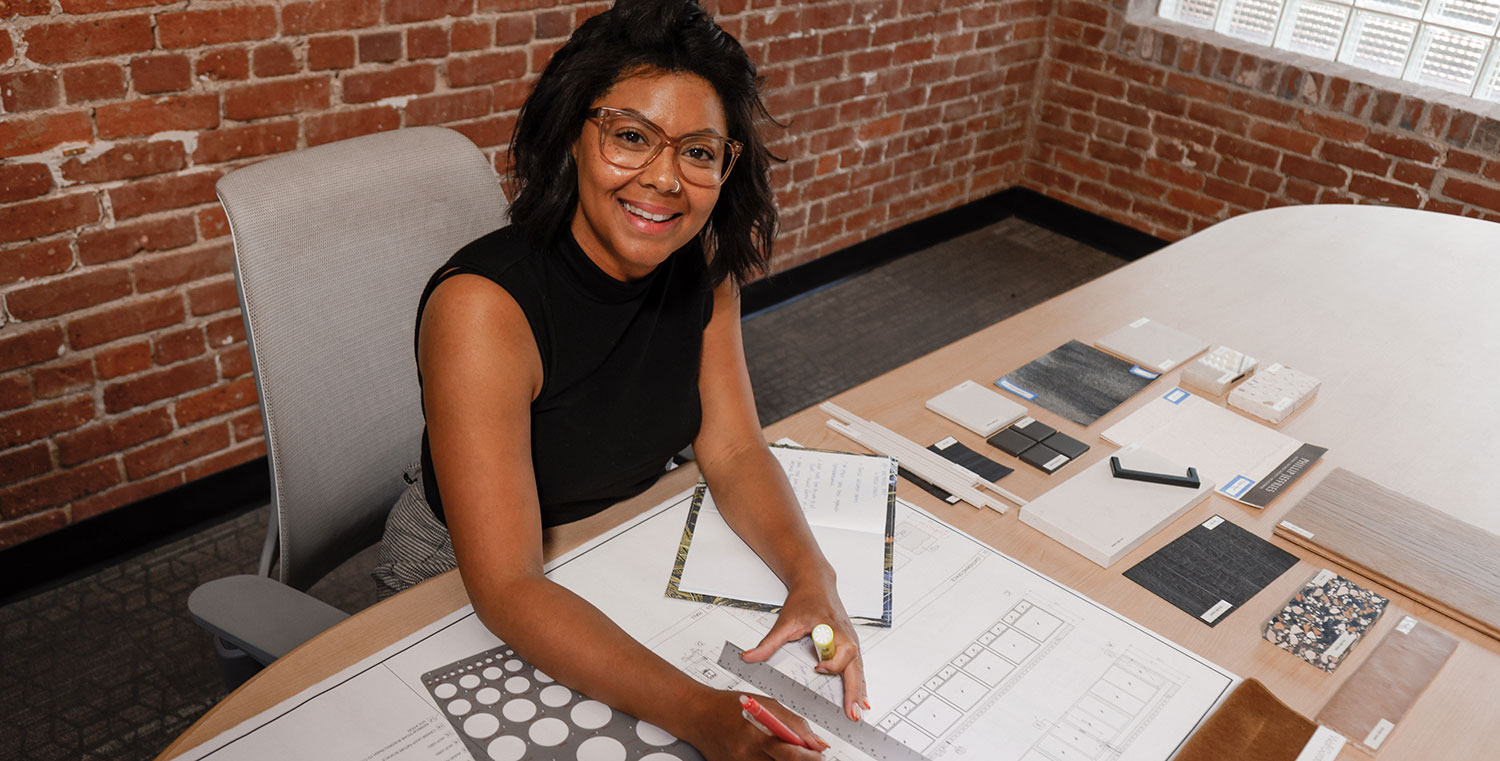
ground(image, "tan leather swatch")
xmin=1175 ymin=678 xmax=1317 ymax=761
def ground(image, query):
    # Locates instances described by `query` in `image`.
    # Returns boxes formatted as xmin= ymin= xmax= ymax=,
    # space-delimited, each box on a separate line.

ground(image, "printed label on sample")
xmin=1130 ymin=317 xmax=1151 ymax=328
xmin=935 ymin=437 xmax=958 ymax=450
xmin=996 ymin=377 xmax=1036 ymax=400
xmin=1273 ymin=397 xmax=1293 ymax=412
xmin=1201 ymin=600 xmax=1233 ymax=623
xmin=1159 ymin=359 xmax=1176 ymax=370
xmin=1295 ymin=726 xmax=1347 ymax=761
xmin=1279 ymin=520 xmax=1314 ymax=539
xmin=1164 ymin=387 xmax=1190 ymax=405
xmin=1203 ymin=516 xmax=1225 ymax=530
xmin=1325 ymin=631 xmax=1358 ymax=659
xmin=1312 ymin=568 xmax=1337 ymax=586
xmin=1129 ymin=365 xmax=1160 ymax=379
xmin=1043 ymin=454 xmax=1069 ymax=471
xmin=1396 ymin=616 xmax=1418 ymax=634
xmin=1240 ymin=444 xmax=1328 ymax=508
xmin=1364 ymin=719 xmax=1395 ymax=749
xmin=1221 ymin=475 xmax=1255 ymax=498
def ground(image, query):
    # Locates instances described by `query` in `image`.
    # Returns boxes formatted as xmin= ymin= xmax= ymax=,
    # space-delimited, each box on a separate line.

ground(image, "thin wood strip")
xmin=1275 ymin=468 xmax=1500 ymax=642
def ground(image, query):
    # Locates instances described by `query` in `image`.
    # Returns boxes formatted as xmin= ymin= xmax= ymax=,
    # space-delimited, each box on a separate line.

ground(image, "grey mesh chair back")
xmin=217 ymin=126 xmax=506 ymax=591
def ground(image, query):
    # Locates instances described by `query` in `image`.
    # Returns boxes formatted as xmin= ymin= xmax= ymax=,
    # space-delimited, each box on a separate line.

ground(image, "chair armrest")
xmin=188 ymin=574 xmax=350 ymax=665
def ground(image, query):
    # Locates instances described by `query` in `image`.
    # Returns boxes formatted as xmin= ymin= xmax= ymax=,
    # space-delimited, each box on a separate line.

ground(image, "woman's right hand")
xmin=683 ymin=688 xmax=830 ymax=760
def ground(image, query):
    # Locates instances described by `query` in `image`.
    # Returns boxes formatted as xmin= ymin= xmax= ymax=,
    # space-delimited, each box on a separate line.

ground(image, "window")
xmin=1157 ymin=0 xmax=1500 ymax=101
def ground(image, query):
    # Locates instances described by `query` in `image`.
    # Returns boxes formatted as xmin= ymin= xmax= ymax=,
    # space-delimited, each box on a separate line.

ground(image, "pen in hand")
xmin=739 ymin=694 xmax=813 ymax=749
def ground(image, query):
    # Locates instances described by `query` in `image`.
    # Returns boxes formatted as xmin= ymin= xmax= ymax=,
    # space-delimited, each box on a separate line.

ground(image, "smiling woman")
xmin=369 ymin=1 xmax=867 ymax=759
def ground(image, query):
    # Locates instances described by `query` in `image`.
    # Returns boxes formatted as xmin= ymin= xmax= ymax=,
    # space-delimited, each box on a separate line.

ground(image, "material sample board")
xmin=1125 ymin=515 xmax=1299 ymax=627
xmin=1173 ymin=679 xmax=1334 ymax=761
xmin=1102 ymin=387 xmax=1326 ymax=508
xmin=1264 ymin=569 xmax=1388 ymax=674
xmin=1019 ymin=445 xmax=1213 ymax=568
xmin=1094 ymin=317 xmax=1209 ymax=374
xmin=995 ymin=340 xmax=1159 ymax=427
xmin=900 ymin=437 xmax=1013 ymax=505
xmin=1316 ymin=615 xmax=1457 ymax=753
xmin=1276 ymin=467 xmax=1500 ymax=642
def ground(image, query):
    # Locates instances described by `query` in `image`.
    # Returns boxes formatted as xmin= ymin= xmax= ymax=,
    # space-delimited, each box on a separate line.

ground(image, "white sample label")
xmin=1130 ymin=317 xmax=1151 ymax=328
xmin=1159 ymin=359 xmax=1176 ymax=370
xmin=1201 ymin=600 xmax=1233 ymax=623
xmin=1273 ymin=397 xmax=1293 ymax=412
xmin=1325 ymin=631 xmax=1358 ymax=659
xmin=1312 ymin=568 xmax=1337 ymax=586
xmin=1268 ymin=362 xmax=1285 ymax=373
xmin=1295 ymin=726 xmax=1347 ymax=761
xmin=1281 ymin=521 xmax=1314 ymax=539
xmin=1043 ymin=454 xmax=1069 ymax=471
xmin=935 ymin=436 xmax=958 ymax=449
xmin=1396 ymin=615 xmax=1418 ymax=634
xmin=1203 ymin=516 xmax=1225 ymax=530
xmin=1016 ymin=416 xmax=1035 ymax=428
xmin=1364 ymin=718 xmax=1395 ymax=749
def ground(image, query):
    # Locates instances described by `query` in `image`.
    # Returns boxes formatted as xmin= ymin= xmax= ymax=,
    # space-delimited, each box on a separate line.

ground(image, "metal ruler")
xmin=716 ymin=642 xmax=932 ymax=761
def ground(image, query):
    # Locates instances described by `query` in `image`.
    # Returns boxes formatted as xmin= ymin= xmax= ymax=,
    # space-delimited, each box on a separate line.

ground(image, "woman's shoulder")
xmin=444 ymin=223 xmax=537 ymax=278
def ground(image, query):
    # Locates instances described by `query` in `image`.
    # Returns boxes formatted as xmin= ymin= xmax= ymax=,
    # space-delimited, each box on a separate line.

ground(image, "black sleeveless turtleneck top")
xmin=415 ymin=225 xmax=714 ymax=527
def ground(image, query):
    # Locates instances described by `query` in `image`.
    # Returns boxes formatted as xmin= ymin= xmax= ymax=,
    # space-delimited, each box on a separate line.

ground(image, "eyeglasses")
xmin=587 ymin=107 xmax=743 ymax=188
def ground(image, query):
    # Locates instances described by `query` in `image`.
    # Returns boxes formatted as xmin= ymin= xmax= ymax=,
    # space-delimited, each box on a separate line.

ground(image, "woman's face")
xmin=570 ymin=69 xmax=727 ymax=282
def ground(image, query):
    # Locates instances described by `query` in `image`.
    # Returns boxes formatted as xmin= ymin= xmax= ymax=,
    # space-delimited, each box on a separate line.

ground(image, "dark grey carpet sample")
xmin=996 ymin=340 xmax=1156 ymax=427
xmin=1124 ymin=516 xmax=1298 ymax=627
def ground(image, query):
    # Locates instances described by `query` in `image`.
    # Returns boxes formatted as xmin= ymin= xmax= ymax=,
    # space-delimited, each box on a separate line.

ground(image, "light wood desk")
xmin=160 ymin=206 xmax=1500 ymax=760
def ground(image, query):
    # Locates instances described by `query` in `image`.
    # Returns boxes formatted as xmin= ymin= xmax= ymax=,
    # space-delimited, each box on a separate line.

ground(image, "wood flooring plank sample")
xmin=1276 ymin=467 xmax=1500 ymax=641
xmin=1316 ymin=615 xmax=1457 ymax=753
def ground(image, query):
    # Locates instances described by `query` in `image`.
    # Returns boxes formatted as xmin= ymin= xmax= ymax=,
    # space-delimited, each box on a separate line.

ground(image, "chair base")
xmin=212 ymin=634 xmax=264 ymax=691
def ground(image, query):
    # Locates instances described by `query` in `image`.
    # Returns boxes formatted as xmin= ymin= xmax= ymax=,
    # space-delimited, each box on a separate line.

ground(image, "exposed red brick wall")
xmin=1025 ymin=1 xmax=1500 ymax=238
xmin=0 ymin=0 xmax=1040 ymax=548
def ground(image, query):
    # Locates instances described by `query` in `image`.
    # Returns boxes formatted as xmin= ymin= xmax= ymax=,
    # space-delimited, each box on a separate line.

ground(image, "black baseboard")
xmin=741 ymin=187 xmax=1166 ymax=316
xmin=0 ymin=458 xmax=270 ymax=605
xmin=0 ymin=190 xmax=1165 ymax=603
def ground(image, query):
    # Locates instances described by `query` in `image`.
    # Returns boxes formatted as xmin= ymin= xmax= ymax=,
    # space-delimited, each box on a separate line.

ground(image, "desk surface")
xmin=160 ymin=205 xmax=1500 ymax=760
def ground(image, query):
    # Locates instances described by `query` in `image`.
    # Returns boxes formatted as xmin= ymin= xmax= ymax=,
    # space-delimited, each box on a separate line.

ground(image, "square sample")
xmin=1265 ymin=570 xmax=1389 ymax=673
xmin=1125 ymin=515 xmax=1298 ymax=626
xmin=996 ymin=340 xmax=1158 ymax=427
xmin=1095 ymin=317 xmax=1210 ymax=373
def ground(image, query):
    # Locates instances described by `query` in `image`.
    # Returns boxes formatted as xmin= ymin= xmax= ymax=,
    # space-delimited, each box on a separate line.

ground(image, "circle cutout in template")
xmin=504 ymin=659 xmax=523 ymax=672
xmin=570 ymin=700 xmax=612 ymax=729
xmin=576 ymin=735 xmax=627 ymax=761
xmin=483 ymin=666 xmax=503 ymax=680
xmin=529 ymin=717 xmax=569 ymax=746
xmin=486 ymin=735 xmax=526 ymax=761
xmin=639 ymin=754 xmax=685 ymax=761
xmin=475 ymin=687 xmax=501 ymax=705
xmin=504 ymin=676 xmax=531 ymax=694
xmin=539 ymin=684 xmax=572 ymax=708
xmin=501 ymin=698 xmax=537 ymax=722
xmin=636 ymin=720 xmax=677 ymax=746
xmin=433 ymin=683 xmax=458 ymax=699
xmin=533 ymin=669 xmax=555 ymax=683
xmin=463 ymin=713 xmax=500 ymax=739
xmin=446 ymin=698 xmax=472 ymax=716
xmin=460 ymin=674 xmax=482 ymax=689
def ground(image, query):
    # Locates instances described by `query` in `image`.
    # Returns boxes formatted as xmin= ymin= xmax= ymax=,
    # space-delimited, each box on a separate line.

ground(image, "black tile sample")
xmin=1014 ymin=418 xmax=1056 ymax=441
xmin=1043 ymin=432 xmax=1090 ymax=460
xmin=997 ymin=340 xmax=1157 ymax=427
xmin=900 ymin=439 xmax=1013 ymax=502
xmin=1125 ymin=516 xmax=1299 ymax=627
xmin=986 ymin=428 xmax=1036 ymax=457
xmin=1019 ymin=443 xmax=1069 ymax=473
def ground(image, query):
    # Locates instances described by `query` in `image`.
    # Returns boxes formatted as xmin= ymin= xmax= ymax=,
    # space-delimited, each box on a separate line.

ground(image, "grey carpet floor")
xmin=0 ymin=218 xmax=1123 ymax=761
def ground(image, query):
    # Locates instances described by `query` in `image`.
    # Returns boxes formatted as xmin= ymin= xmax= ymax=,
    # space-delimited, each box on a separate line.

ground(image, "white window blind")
xmin=1160 ymin=0 xmax=1500 ymax=101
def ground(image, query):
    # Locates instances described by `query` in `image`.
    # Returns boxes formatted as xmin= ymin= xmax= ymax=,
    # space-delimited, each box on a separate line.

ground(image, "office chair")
xmin=187 ymin=126 xmax=508 ymax=687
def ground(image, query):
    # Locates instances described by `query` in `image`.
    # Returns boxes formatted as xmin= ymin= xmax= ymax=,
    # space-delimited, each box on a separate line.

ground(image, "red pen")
xmin=739 ymin=694 xmax=812 ymax=749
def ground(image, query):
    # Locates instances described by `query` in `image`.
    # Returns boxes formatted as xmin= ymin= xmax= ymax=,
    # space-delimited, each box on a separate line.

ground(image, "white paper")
xmin=1298 ymin=725 xmax=1349 ymax=760
xmin=675 ymin=446 xmax=893 ymax=619
xmin=173 ymin=491 xmax=1237 ymax=761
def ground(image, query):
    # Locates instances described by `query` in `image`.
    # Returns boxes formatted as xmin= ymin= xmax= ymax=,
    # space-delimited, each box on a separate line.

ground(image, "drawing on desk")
xmin=421 ymin=644 xmax=704 ymax=761
xmin=996 ymin=340 xmax=1158 ymax=427
xmin=169 ymin=490 xmax=1235 ymax=761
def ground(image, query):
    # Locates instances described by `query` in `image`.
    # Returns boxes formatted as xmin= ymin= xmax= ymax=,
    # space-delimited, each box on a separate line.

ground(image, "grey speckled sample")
xmin=996 ymin=340 xmax=1156 ymax=427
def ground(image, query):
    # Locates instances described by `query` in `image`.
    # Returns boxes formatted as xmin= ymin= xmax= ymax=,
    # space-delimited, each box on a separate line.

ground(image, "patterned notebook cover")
xmin=421 ymin=644 xmax=705 ymax=761
xmin=1264 ymin=569 xmax=1389 ymax=673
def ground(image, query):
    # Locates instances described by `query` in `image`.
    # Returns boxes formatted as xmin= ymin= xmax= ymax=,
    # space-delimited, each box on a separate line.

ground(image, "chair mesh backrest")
xmin=217 ymin=127 xmax=507 ymax=590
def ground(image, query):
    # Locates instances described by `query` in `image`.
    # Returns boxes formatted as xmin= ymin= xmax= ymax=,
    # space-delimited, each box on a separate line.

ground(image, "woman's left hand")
xmin=740 ymin=578 xmax=869 ymax=722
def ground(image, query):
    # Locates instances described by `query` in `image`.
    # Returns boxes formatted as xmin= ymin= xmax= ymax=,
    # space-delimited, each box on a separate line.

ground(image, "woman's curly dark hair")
xmin=508 ymin=0 xmax=778 ymax=288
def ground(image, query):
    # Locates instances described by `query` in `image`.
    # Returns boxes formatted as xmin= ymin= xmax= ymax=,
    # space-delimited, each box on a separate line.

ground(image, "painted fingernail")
xmin=853 ymin=703 xmax=863 ymax=721
xmin=862 ymin=698 xmax=871 ymax=710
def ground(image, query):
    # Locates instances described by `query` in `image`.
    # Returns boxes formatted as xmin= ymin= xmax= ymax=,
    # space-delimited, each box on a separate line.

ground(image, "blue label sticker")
xmin=1221 ymin=476 xmax=1255 ymax=498
xmin=1129 ymin=365 xmax=1160 ymax=379
xmin=996 ymin=377 xmax=1036 ymax=400
xmin=1164 ymin=387 xmax=1190 ymax=405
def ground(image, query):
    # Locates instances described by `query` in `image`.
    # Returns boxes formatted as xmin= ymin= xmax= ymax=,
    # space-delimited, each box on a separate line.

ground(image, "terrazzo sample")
xmin=995 ymin=340 xmax=1158 ymax=427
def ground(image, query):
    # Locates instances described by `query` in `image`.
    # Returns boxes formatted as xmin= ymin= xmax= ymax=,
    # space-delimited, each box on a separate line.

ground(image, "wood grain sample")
xmin=1317 ymin=616 xmax=1457 ymax=753
xmin=1276 ymin=468 xmax=1500 ymax=642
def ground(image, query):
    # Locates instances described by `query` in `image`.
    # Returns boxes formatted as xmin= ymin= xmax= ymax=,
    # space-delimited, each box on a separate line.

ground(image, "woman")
xmin=372 ymin=1 xmax=867 ymax=757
